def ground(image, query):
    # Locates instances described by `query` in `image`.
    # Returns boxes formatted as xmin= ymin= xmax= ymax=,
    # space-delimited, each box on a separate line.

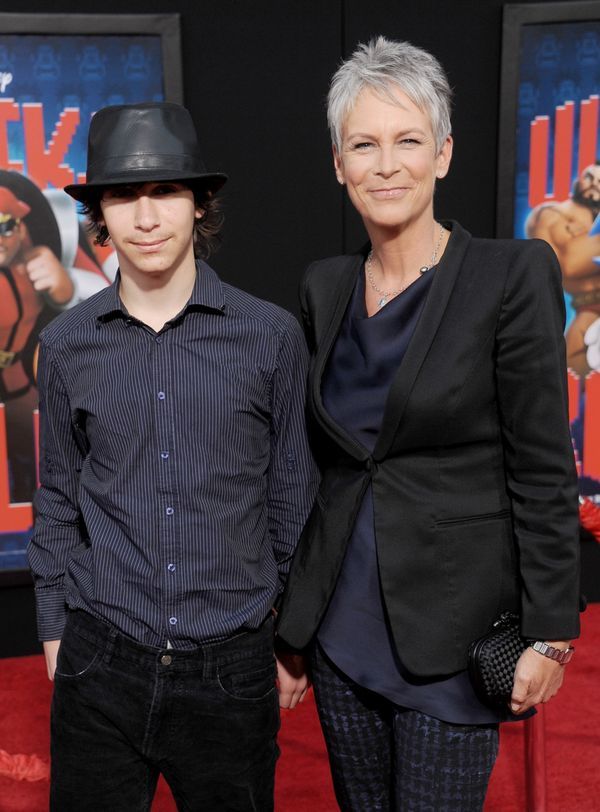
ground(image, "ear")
xmin=435 ymin=135 xmax=453 ymax=180
xmin=195 ymin=207 xmax=205 ymax=220
xmin=333 ymin=145 xmax=345 ymax=185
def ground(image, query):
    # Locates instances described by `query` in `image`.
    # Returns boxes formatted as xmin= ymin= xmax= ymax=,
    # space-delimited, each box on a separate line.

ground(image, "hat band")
xmin=87 ymin=153 xmax=205 ymax=183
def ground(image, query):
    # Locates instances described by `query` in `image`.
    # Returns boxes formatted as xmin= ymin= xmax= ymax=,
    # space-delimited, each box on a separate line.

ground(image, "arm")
xmin=268 ymin=315 xmax=318 ymax=707
xmin=267 ymin=314 xmax=319 ymax=591
xmin=17 ymin=246 xmax=74 ymax=305
xmin=17 ymin=245 xmax=110 ymax=309
xmin=494 ymin=240 xmax=580 ymax=710
xmin=27 ymin=340 xmax=85 ymax=645
xmin=533 ymin=208 xmax=600 ymax=280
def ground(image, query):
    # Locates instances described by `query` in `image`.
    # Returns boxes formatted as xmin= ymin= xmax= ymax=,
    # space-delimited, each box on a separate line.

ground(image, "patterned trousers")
xmin=311 ymin=644 xmax=499 ymax=812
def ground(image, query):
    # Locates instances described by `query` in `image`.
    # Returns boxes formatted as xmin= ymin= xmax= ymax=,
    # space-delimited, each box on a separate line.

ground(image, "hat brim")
xmin=64 ymin=170 xmax=227 ymax=202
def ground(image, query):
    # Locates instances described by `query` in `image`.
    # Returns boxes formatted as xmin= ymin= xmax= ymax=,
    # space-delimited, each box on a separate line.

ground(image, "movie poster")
xmin=0 ymin=33 xmax=165 ymax=576
xmin=513 ymin=19 xmax=600 ymax=502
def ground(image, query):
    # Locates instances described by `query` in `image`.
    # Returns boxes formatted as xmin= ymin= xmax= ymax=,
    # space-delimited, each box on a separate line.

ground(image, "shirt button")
xmin=161 ymin=451 xmax=169 ymax=460
xmin=156 ymin=336 xmax=163 ymax=344
xmin=161 ymin=654 xmax=172 ymax=666
xmin=158 ymin=391 xmax=166 ymax=400
xmin=166 ymin=507 xmax=174 ymax=516
xmin=169 ymin=616 xmax=178 ymax=625
xmin=167 ymin=563 xmax=176 ymax=572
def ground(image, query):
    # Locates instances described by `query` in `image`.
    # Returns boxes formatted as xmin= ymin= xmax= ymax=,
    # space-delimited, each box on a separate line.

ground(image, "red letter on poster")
xmin=22 ymin=104 xmax=80 ymax=188
xmin=0 ymin=99 xmax=23 ymax=172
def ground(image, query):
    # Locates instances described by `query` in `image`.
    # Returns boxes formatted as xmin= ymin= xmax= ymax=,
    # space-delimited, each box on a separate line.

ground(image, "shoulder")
xmin=221 ymin=281 xmax=302 ymax=340
xmin=463 ymin=231 xmax=560 ymax=284
xmin=302 ymin=251 xmax=364 ymax=297
xmin=39 ymin=285 xmax=117 ymax=348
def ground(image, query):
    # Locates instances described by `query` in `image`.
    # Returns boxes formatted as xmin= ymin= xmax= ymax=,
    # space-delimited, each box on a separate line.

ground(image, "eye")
xmin=152 ymin=183 xmax=184 ymax=196
xmin=154 ymin=184 xmax=175 ymax=194
xmin=350 ymin=141 xmax=374 ymax=151
xmin=398 ymin=137 xmax=421 ymax=146
xmin=104 ymin=185 xmax=135 ymax=200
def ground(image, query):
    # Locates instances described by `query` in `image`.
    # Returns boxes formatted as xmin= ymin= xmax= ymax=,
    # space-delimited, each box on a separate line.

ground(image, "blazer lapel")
xmin=311 ymin=252 xmax=370 ymax=460
xmin=373 ymin=221 xmax=472 ymax=459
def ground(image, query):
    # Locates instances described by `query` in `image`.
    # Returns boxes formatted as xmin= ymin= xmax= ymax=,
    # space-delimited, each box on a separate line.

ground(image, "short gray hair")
xmin=327 ymin=36 xmax=452 ymax=154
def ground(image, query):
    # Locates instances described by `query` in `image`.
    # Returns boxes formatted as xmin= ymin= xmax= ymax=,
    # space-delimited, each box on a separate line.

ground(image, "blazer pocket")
xmin=435 ymin=511 xmax=515 ymax=648
xmin=434 ymin=509 xmax=511 ymax=528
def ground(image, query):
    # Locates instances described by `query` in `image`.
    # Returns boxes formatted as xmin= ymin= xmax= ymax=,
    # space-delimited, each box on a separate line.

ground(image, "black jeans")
xmin=50 ymin=611 xmax=280 ymax=811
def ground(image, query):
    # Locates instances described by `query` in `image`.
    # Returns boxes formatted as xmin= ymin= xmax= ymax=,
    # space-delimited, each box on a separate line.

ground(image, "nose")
xmin=134 ymin=195 xmax=159 ymax=231
xmin=375 ymin=144 xmax=400 ymax=178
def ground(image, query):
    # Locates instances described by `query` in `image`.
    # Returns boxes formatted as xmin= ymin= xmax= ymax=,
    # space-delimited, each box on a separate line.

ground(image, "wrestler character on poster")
xmin=0 ymin=170 xmax=108 ymax=502
xmin=526 ymin=162 xmax=600 ymax=375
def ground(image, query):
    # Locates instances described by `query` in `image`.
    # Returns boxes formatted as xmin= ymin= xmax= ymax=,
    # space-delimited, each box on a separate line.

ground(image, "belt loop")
xmin=202 ymin=645 xmax=212 ymax=680
xmin=103 ymin=625 xmax=118 ymax=665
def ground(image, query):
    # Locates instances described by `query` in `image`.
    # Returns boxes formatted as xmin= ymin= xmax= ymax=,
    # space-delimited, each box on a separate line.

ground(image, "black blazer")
xmin=277 ymin=221 xmax=580 ymax=677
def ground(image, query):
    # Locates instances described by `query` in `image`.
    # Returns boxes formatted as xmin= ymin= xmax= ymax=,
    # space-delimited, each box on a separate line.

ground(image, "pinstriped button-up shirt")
xmin=28 ymin=262 xmax=318 ymax=647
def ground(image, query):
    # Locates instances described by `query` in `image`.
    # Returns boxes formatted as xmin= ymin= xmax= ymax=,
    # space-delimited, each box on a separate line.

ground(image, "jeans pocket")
xmin=217 ymin=657 xmax=277 ymax=702
xmin=54 ymin=619 xmax=106 ymax=680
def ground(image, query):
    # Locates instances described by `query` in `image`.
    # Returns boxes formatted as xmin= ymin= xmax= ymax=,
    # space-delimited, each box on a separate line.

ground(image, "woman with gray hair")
xmin=277 ymin=36 xmax=580 ymax=810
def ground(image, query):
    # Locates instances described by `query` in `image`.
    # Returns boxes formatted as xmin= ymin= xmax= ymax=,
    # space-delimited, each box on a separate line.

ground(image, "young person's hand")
xmin=43 ymin=639 xmax=61 ymax=681
xmin=275 ymin=652 xmax=310 ymax=709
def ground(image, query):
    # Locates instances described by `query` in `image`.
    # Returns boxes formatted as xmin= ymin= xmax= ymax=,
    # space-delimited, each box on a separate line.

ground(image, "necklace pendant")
xmin=377 ymin=296 xmax=388 ymax=308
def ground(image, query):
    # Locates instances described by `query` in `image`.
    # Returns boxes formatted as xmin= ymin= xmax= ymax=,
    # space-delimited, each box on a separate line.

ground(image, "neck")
xmin=118 ymin=254 xmax=198 ymax=332
xmin=367 ymin=217 xmax=445 ymax=285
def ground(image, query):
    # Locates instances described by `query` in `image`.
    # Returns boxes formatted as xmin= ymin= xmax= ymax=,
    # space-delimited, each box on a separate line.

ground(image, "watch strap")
xmin=530 ymin=640 xmax=575 ymax=664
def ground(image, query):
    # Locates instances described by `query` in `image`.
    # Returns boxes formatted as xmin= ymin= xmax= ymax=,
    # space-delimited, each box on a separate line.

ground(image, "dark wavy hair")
xmin=77 ymin=181 xmax=224 ymax=259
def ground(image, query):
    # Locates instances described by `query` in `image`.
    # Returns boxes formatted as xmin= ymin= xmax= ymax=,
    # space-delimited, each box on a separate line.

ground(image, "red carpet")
xmin=1 ymin=604 xmax=598 ymax=811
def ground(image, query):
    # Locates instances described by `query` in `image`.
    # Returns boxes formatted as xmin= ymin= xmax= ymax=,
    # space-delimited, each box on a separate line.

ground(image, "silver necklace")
xmin=366 ymin=223 xmax=445 ymax=309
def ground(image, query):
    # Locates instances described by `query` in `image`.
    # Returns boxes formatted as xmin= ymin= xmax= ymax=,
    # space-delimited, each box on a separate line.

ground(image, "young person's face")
xmin=99 ymin=181 xmax=203 ymax=279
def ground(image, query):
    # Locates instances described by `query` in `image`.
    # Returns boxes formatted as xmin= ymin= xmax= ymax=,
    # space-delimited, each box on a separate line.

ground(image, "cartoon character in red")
xmin=0 ymin=175 xmax=108 ymax=502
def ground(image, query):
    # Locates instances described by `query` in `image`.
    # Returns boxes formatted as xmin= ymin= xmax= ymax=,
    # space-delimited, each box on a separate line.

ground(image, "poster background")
xmin=513 ymin=19 xmax=600 ymax=327
xmin=498 ymin=4 xmax=600 ymax=505
xmin=0 ymin=24 xmax=175 ymax=579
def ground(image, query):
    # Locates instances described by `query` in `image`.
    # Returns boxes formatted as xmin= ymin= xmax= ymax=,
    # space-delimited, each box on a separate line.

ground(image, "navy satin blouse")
xmin=318 ymin=264 xmax=514 ymax=724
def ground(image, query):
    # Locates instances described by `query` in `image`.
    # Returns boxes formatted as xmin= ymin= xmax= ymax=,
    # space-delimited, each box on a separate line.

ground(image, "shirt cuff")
xmin=35 ymin=588 xmax=68 ymax=641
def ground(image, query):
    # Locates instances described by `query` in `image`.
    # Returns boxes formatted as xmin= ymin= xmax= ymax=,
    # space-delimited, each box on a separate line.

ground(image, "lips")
xmin=130 ymin=238 xmax=169 ymax=252
xmin=368 ymin=187 xmax=410 ymax=200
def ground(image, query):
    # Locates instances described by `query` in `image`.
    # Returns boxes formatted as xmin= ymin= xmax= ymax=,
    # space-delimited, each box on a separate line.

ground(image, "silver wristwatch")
xmin=530 ymin=640 xmax=575 ymax=664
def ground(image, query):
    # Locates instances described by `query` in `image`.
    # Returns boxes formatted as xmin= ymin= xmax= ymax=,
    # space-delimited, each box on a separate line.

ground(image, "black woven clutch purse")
xmin=468 ymin=612 xmax=527 ymax=708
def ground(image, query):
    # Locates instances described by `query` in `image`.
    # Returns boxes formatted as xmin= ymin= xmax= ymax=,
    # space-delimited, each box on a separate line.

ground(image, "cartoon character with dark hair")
xmin=526 ymin=163 xmax=600 ymax=374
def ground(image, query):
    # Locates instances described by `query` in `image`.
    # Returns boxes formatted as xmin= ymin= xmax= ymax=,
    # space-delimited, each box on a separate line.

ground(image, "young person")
xmin=28 ymin=101 xmax=317 ymax=811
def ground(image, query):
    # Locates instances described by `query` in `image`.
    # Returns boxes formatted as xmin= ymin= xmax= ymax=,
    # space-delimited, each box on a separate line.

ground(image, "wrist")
xmin=530 ymin=640 xmax=575 ymax=664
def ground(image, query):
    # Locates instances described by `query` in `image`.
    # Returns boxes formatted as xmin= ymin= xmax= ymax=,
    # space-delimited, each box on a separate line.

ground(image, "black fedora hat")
xmin=64 ymin=102 xmax=227 ymax=201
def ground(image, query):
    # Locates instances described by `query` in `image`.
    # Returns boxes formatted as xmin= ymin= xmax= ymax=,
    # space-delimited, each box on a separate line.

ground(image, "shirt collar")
xmin=96 ymin=260 xmax=227 ymax=322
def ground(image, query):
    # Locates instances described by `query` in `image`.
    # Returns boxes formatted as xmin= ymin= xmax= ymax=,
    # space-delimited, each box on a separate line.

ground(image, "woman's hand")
xmin=275 ymin=652 xmax=310 ymax=709
xmin=510 ymin=642 xmax=571 ymax=714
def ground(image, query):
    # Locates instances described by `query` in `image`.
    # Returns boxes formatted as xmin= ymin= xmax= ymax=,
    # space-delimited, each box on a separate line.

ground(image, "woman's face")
xmin=334 ymin=85 xmax=452 ymax=232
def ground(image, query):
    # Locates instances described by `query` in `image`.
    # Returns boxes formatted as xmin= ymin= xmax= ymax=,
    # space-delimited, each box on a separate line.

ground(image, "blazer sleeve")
xmin=299 ymin=262 xmax=318 ymax=352
xmin=495 ymin=238 xmax=580 ymax=641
